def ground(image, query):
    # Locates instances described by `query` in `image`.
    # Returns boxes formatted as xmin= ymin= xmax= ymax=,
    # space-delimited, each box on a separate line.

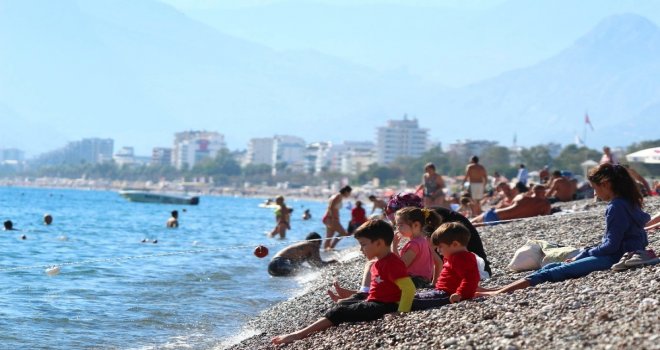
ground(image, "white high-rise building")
xmin=245 ymin=138 xmax=275 ymax=166
xmin=272 ymin=135 xmax=306 ymax=175
xmin=340 ymin=141 xmax=377 ymax=175
xmin=172 ymin=131 xmax=226 ymax=170
xmin=376 ymin=116 xmax=429 ymax=164
xmin=305 ymin=141 xmax=332 ymax=175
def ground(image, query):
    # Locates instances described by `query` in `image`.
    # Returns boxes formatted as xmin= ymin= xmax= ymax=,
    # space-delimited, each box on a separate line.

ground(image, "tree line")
xmin=2 ymin=140 xmax=658 ymax=187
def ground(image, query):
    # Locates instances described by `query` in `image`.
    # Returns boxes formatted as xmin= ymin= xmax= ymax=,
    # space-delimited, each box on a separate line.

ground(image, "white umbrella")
xmin=626 ymin=147 xmax=660 ymax=164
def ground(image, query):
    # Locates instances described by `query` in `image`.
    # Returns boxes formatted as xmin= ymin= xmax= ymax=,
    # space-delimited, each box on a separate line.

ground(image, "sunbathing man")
xmin=494 ymin=182 xmax=518 ymax=209
xmin=268 ymin=232 xmax=337 ymax=276
xmin=471 ymin=185 xmax=551 ymax=226
xmin=546 ymin=171 xmax=576 ymax=203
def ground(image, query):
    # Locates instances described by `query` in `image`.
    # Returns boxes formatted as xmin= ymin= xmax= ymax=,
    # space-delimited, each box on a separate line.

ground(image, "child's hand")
xmin=449 ymin=293 xmax=462 ymax=303
xmin=564 ymin=257 xmax=576 ymax=263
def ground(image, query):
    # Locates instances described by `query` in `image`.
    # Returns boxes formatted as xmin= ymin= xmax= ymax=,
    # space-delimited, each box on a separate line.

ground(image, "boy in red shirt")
xmin=412 ymin=222 xmax=480 ymax=310
xmin=272 ymin=220 xmax=416 ymax=345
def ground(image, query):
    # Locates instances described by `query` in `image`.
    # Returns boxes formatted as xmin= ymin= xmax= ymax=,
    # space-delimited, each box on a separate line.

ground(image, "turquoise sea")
xmin=0 ymin=187 xmax=353 ymax=349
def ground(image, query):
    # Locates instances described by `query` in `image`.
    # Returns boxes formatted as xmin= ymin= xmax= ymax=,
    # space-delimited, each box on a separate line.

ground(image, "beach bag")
xmin=538 ymin=241 xmax=579 ymax=266
xmin=507 ymin=240 xmax=543 ymax=272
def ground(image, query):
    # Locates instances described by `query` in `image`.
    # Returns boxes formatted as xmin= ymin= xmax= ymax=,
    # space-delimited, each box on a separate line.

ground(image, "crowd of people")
xmin=266 ymin=156 xmax=659 ymax=345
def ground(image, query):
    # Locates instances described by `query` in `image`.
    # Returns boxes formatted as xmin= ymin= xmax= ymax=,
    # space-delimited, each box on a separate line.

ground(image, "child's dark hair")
xmin=306 ymin=232 xmax=322 ymax=241
xmin=431 ymin=222 xmax=471 ymax=246
xmin=354 ymin=219 xmax=394 ymax=245
xmin=355 ymin=200 xmax=363 ymax=208
xmin=588 ymin=163 xmax=643 ymax=208
xmin=395 ymin=207 xmax=442 ymax=237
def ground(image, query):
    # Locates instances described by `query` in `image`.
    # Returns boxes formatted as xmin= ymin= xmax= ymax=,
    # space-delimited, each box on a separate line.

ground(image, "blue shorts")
xmin=483 ymin=208 xmax=500 ymax=225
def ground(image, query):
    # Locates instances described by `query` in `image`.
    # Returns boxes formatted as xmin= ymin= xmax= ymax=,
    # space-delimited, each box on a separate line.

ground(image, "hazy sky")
xmin=3 ymin=0 xmax=660 ymax=157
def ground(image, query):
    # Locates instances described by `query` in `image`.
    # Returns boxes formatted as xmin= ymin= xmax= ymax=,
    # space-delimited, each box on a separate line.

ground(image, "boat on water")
xmin=118 ymin=190 xmax=200 ymax=205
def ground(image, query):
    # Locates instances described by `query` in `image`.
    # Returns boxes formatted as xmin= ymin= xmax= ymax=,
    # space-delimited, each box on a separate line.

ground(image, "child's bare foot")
xmin=272 ymin=332 xmax=302 ymax=345
xmin=326 ymin=289 xmax=340 ymax=302
xmin=333 ymin=281 xmax=354 ymax=299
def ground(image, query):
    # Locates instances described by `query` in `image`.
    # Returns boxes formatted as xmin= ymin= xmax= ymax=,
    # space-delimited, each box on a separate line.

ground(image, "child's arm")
xmin=399 ymin=249 xmax=417 ymax=267
xmin=454 ymin=255 xmax=480 ymax=301
xmin=394 ymin=277 xmax=416 ymax=312
xmin=586 ymin=203 xmax=628 ymax=257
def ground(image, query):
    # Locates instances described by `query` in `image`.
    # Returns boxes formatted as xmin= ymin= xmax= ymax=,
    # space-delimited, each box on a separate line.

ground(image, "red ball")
xmin=254 ymin=245 xmax=269 ymax=258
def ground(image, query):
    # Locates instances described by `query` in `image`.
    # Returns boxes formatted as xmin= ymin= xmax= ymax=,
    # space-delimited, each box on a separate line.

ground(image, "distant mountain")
xmin=422 ymin=13 xmax=660 ymax=148
xmin=0 ymin=0 xmax=442 ymax=155
xmin=0 ymin=1 xmax=658 ymax=157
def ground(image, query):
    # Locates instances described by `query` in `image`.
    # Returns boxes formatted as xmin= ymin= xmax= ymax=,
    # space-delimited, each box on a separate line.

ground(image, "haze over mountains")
xmin=0 ymin=0 xmax=658 ymax=156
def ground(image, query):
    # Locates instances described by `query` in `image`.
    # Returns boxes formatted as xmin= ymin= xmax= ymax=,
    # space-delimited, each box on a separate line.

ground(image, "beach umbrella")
xmin=625 ymin=147 xmax=660 ymax=164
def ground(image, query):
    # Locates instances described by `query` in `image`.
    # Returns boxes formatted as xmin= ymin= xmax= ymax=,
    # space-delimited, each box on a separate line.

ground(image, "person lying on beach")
xmin=269 ymin=196 xmax=290 ymax=239
xmin=471 ymin=185 xmax=551 ymax=227
xmin=368 ymin=195 xmax=388 ymax=215
xmin=272 ymin=220 xmax=415 ymax=345
xmin=622 ymin=164 xmax=652 ymax=196
xmin=477 ymin=163 xmax=650 ymax=296
xmin=412 ymin=222 xmax=480 ymax=310
xmin=268 ymin=232 xmax=337 ymax=277
xmin=493 ymin=182 xmax=518 ymax=209
xmin=166 ymin=210 xmax=179 ymax=228
xmin=546 ymin=171 xmax=576 ymax=203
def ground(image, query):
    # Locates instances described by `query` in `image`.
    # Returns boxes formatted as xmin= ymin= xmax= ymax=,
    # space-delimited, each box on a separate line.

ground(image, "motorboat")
xmin=118 ymin=190 xmax=200 ymax=205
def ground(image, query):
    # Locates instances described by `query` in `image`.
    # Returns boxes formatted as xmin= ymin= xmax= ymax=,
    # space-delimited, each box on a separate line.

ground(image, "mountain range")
xmin=0 ymin=0 xmax=658 ymax=156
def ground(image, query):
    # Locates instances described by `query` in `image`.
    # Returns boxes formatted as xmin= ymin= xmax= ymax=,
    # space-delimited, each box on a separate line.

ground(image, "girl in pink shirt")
xmin=392 ymin=207 xmax=442 ymax=288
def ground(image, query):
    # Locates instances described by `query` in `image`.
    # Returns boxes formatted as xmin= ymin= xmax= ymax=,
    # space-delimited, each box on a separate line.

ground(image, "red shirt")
xmin=351 ymin=207 xmax=367 ymax=225
xmin=367 ymin=252 xmax=409 ymax=303
xmin=435 ymin=251 xmax=480 ymax=299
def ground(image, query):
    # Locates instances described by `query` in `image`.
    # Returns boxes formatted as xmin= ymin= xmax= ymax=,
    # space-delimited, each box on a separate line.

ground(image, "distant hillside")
xmin=424 ymin=13 xmax=660 ymax=147
xmin=0 ymin=1 xmax=658 ymax=156
xmin=0 ymin=0 xmax=440 ymax=155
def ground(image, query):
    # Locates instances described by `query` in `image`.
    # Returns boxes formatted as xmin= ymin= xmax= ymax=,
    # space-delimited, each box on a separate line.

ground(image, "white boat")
xmin=118 ymin=190 xmax=200 ymax=205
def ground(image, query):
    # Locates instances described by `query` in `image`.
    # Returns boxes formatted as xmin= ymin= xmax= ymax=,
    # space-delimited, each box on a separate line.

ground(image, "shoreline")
xmin=227 ymin=197 xmax=660 ymax=349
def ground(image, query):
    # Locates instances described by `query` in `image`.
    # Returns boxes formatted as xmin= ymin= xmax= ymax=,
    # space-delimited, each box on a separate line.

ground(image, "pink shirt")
xmin=400 ymin=236 xmax=434 ymax=281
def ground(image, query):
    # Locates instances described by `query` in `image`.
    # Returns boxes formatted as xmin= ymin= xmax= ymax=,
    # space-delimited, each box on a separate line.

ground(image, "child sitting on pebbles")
xmin=272 ymin=220 xmax=416 ymax=345
xmin=327 ymin=206 xmax=442 ymax=303
xmin=478 ymin=163 xmax=651 ymax=296
xmin=412 ymin=222 xmax=481 ymax=310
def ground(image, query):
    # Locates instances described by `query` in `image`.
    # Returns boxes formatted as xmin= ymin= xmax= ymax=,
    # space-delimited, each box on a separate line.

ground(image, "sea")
xmin=0 ymin=187 xmax=356 ymax=349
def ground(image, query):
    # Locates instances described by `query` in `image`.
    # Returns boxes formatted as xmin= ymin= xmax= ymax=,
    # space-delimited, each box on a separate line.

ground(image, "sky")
xmin=2 ymin=0 xmax=660 ymax=157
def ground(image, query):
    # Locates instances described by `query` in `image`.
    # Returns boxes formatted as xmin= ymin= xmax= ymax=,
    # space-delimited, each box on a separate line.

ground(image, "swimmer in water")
xmin=166 ymin=210 xmax=179 ymax=228
xmin=43 ymin=214 xmax=53 ymax=225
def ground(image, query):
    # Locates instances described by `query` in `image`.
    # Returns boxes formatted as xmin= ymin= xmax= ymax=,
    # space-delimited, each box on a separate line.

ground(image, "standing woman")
xmin=416 ymin=163 xmax=446 ymax=209
xmin=323 ymin=185 xmax=352 ymax=250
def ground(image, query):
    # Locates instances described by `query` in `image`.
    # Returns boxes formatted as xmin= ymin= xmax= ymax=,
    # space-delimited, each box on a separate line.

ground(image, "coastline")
xmin=227 ymin=197 xmax=660 ymax=349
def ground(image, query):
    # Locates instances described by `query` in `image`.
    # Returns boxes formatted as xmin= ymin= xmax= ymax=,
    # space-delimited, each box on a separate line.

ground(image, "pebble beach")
xmin=229 ymin=197 xmax=660 ymax=350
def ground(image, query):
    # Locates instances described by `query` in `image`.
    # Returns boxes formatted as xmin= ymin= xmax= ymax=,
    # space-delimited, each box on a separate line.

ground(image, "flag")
xmin=574 ymin=134 xmax=584 ymax=146
xmin=584 ymin=113 xmax=594 ymax=131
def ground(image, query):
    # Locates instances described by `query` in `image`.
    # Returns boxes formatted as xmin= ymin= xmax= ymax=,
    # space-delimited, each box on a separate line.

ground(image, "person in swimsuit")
xmin=464 ymin=156 xmax=487 ymax=214
xmin=269 ymin=196 xmax=290 ymax=238
xmin=323 ymin=185 xmax=352 ymax=250
xmin=268 ymin=232 xmax=337 ymax=276
xmin=416 ymin=162 xmax=446 ymax=209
